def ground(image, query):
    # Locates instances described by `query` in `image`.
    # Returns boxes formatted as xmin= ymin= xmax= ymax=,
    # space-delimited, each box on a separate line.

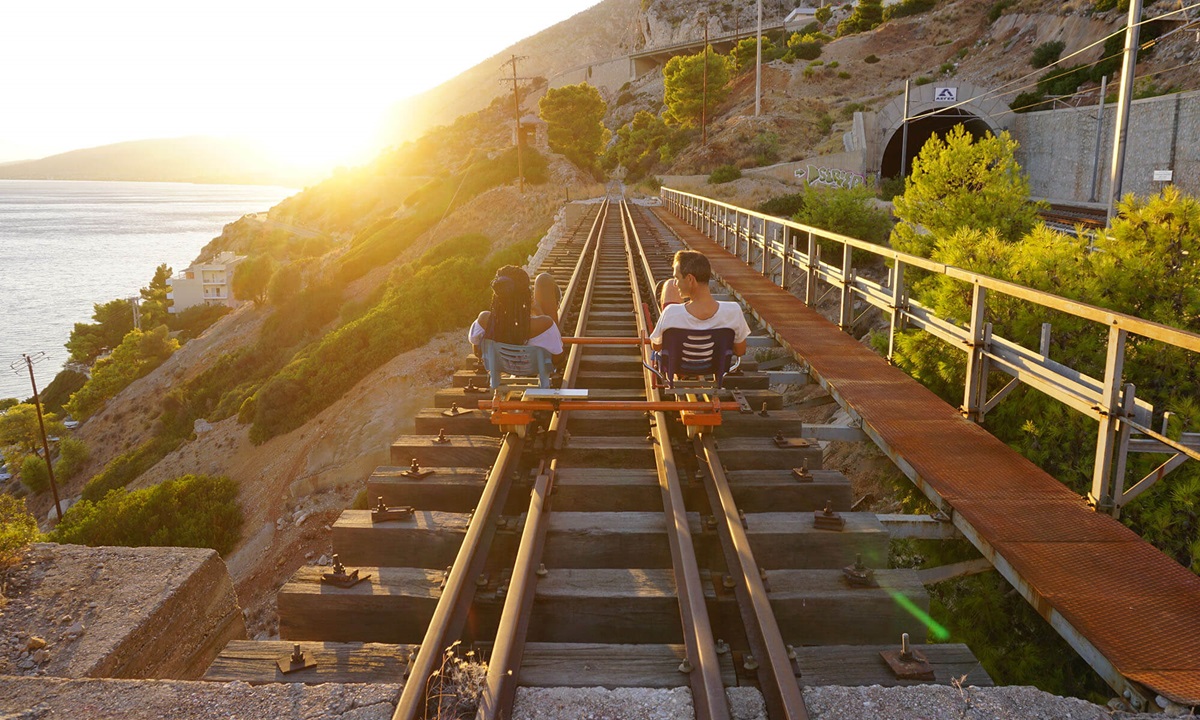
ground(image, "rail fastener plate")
xmin=879 ymin=647 xmax=936 ymax=680
xmin=276 ymin=644 xmax=318 ymax=674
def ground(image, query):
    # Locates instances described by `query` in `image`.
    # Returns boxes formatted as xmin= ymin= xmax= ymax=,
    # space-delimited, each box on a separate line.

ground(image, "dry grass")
xmin=426 ymin=641 xmax=489 ymax=719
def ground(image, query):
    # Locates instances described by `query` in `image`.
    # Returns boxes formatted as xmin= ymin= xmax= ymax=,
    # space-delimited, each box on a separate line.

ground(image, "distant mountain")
xmin=0 ymin=136 xmax=317 ymax=186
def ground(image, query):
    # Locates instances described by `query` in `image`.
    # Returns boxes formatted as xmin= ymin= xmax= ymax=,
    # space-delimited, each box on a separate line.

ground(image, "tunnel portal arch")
xmin=870 ymin=81 xmax=1012 ymax=179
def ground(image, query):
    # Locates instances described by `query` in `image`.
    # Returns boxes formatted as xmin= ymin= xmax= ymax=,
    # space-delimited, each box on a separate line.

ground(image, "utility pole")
xmin=129 ymin=296 xmax=141 ymax=331
xmin=702 ymin=25 xmax=709 ymax=146
xmin=755 ymin=0 xmax=763 ymax=116
xmin=1106 ymin=0 xmax=1142 ymax=224
xmin=1089 ymin=75 xmax=1108 ymax=203
xmin=900 ymin=79 xmax=911 ymax=179
xmin=501 ymin=54 xmax=527 ymax=194
xmin=12 ymin=353 xmax=63 ymax=522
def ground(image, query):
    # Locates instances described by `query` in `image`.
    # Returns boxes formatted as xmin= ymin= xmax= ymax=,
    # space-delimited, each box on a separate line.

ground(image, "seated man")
xmin=650 ymin=250 xmax=751 ymax=357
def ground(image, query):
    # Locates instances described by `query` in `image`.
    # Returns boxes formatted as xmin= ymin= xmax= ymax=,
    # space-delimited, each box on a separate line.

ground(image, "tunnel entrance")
xmin=879 ymin=109 xmax=994 ymax=180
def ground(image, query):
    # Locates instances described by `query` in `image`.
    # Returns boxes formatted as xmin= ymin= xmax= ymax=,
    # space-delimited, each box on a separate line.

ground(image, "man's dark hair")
xmin=674 ymin=250 xmax=711 ymax=283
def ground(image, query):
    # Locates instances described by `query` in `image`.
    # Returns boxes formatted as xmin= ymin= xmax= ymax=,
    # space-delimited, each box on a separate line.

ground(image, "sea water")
xmin=0 ymin=179 xmax=295 ymax=401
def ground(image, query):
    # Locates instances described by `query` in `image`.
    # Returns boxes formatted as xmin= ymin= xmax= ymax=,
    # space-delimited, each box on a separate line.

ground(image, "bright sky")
xmin=0 ymin=0 xmax=602 ymax=169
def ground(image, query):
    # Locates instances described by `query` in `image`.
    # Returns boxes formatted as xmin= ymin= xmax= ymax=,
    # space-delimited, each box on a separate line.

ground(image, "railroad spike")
xmin=814 ymin=499 xmax=846 ymax=531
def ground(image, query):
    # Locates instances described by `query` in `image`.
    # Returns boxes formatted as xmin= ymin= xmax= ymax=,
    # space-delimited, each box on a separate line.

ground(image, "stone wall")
xmin=1011 ymin=90 xmax=1200 ymax=203
xmin=1 ymin=544 xmax=245 ymax=680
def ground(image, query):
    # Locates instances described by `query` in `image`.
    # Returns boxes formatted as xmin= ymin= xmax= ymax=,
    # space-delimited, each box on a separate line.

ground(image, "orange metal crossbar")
xmin=562 ymin=336 xmax=650 ymax=345
xmin=479 ymin=399 xmax=740 ymax=412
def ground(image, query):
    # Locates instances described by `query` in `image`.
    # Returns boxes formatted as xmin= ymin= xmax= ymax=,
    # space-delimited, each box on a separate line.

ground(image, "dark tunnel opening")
xmin=879 ymin=110 xmax=994 ymax=179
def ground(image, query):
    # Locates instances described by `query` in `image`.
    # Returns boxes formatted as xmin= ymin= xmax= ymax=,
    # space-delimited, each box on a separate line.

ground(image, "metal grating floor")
xmin=656 ymin=207 xmax=1200 ymax=707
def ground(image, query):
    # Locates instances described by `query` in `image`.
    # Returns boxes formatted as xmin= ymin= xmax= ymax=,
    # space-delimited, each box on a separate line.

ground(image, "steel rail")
xmin=478 ymin=400 xmax=742 ymax=412
xmin=391 ymin=434 xmax=523 ymax=720
xmin=621 ymin=200 xmax=730 ymax=720
xmin=694 ymin=433 xmax=810 ymax=720
xmin=475 ymin=199 xmax=610 ymax=719
xmin=562 ymin=336 xmax=651 ymax=345
xmin=630 ymin=201 xmax=809 ymax=719
xmin=393 ymin=203 xmax=606 ymax=720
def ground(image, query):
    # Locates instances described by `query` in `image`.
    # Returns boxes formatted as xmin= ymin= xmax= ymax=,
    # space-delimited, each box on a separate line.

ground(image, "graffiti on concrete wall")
xmin=795 ymin=164 xmax=866 ymax=190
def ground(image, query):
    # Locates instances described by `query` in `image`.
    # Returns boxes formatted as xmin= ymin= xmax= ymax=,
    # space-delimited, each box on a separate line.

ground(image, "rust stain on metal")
xmin=656 ymin=206 xmax=1200 ymax=705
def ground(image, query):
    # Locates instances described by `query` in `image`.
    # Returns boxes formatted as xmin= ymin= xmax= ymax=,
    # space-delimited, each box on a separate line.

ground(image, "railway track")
xmin=1039 ymin=203 xmax=1107 ymax=234
xmin=205 ymin=197 xmax=989 ymax=718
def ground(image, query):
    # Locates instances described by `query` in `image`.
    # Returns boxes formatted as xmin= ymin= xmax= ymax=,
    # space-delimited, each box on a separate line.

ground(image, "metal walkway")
xmin=653 ymin=205 xmax=1200 ymax=711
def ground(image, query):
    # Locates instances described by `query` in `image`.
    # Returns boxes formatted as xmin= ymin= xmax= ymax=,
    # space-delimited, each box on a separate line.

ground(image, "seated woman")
xmin=468 ymin=265 xmax=564 ymax=361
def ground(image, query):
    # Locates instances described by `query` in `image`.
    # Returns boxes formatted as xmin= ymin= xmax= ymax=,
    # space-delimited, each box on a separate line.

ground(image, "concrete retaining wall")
xmin=1011 ymin=89 xmax=1200 ymax=203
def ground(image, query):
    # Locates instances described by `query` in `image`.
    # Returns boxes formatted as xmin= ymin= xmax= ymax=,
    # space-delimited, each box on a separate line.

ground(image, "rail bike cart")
xmin=479 ymin=331 xmax=741 ymax=435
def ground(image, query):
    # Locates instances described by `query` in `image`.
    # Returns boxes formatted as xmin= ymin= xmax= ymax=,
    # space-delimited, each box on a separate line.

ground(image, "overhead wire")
xmin=1006 ymin=55 xmax=1200 ymax=113
xmin=913 ymin=0 xmax=1200 ymax=119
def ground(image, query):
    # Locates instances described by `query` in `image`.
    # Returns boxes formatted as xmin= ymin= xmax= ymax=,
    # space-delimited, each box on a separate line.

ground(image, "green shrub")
xmin=837 ymin=0 xmax=883 ymax=35
xmin=864 ymin=54 xmax=881 ymax=64
xmin=828 ymin=61 xmax=840 ymax=68
xmin=1010 ymin=90 xmax=1050 ymax=113
xmin=249 ymin=256 xmax=494 ymax=443
xmin=815 ymin=6 xmax=832 ymax=23
xmin=54 ymin=437 xmax=89 ymax=481
xmin=21 ymin=454 xmax=49 ymax=494
xmin=605 ymin=111 xmax=690 ymax=182
xmin=418 ymin=234 xmax=491 ymax=267
xmin=66 ymin=326 xmax=179 ymax=420
xmin=81 ymin=435 xmax=185 ymax=502
xmin=759 ymin=193 xmax=806 ymax=218
xmin=1030 ymin=40 xmax=1066 ymax=69
xmin=538 ymin=83 xmax=610 ymax=169
xmin=1037 ymin=64 xmax=1089 ymax=96
xmin=795 ymin=184 xmax=893 ymax=263
xmin=0 ymin=495 xmax=39 ymax=564
xmin=913 ymin=75 xmax=934 ymax=86
xmin=1132 ymin=79 xmax=1180 ymax=100
xmin=840 ymin=102 xmax=868 ymax=120
xmin=838 ymin=71 xmax=852 ymax=79
xmin=987 ymin=0 xmax=1015 ymax=23
xmin=169 ymin=304 xmax=230 ymax=342
xmin=38 ymin=370 xmax=88 ymax=416
xmin=938 ymin=62 xmax=956 ymax=75
xmin=877 ymin=175 xmax=906 ymax=201
xmin=53 ymin=474 xmax=243 ymax=556
xmin=267 ymin=264 xmax=302 ymax=306
xmin=789 ymin=40 xmax=823 ymax=61
xmin=708 ymin=165 xmax=742 ymax=184
xmin=731 ymin=36 xmax=784 ymax=73
xmin=883 ymin=0 xmax=936 ymax=21
xmin=816 ymin=114 xmax=835 ymax=135
xmin=752 ymin=132 xmax=781 ymax=166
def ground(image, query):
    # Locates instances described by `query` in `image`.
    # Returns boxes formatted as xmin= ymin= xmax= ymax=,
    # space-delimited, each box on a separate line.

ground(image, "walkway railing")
xmin=661 ymin=186 xmax=1200 ymax=517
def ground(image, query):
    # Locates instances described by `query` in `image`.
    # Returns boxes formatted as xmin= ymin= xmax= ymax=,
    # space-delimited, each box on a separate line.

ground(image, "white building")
xmin=166 ymin=251 xmax=245 ymax=314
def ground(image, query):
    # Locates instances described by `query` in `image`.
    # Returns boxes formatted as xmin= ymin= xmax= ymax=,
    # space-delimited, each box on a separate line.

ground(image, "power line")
xmin=1006 ymin=56 xmax=1200 ymax=113
xmin=925 ymin=0 xmax=1200 ymax=118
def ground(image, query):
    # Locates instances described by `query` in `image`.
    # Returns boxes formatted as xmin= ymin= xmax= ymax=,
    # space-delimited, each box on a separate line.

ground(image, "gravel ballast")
xmin=0 ymin=679 xmax=1172 ymax=720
